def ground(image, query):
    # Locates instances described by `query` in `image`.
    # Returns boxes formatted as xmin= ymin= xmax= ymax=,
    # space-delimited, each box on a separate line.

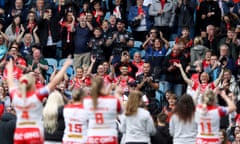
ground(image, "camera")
xmin=188 ymin=65 xmax=197 ymax=73
xmin=220 ymin=56 xmax=227 ymax=66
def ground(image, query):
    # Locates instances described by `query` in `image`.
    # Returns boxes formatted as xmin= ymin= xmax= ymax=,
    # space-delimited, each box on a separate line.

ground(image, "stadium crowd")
xmin=0 ymin=0 xmax=240 ymax=143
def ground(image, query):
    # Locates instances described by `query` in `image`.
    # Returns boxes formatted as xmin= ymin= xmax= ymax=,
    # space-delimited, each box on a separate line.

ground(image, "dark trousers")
xmin=132 ymin=31 xmax=148 ymax=42
xmin=43 ymin=45 xmax=56 ymax=58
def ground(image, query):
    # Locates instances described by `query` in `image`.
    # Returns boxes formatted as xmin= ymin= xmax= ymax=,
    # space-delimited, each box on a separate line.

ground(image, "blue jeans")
xmin=165 ymin=82 xmax=184 ymax=98
xmin=155 ymin=81 xmax=169 ymax=108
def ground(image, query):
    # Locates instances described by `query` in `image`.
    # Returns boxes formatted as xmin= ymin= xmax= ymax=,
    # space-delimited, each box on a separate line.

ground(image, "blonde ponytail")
xmin=90 ymin=77 xmax=104 ymax=110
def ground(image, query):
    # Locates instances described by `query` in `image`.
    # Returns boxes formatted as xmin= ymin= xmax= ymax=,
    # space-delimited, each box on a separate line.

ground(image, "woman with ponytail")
xmin=83 ymin=77 xmax=123 ymax=144
xmin=6 ymin=57 xmax=72 ymax=144
xmin=62 ymin=88 xmax=88 ymax=144
xmin=195 ymin=89 xmax=236 ymax=144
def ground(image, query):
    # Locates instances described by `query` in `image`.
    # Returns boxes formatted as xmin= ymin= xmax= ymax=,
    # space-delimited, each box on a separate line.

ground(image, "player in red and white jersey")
xmin=83 ymin=77 xmax=123 ymax=144
xmin=62 ymin=88 xmax=88 ymax=144
xmin=6 ymin=57 xmax=72 ymax=144
xmin=195 ymin=90 xmax=236 ymax=144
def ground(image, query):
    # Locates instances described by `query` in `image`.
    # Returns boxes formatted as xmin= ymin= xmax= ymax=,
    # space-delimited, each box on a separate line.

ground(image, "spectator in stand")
xmin=232 ymin=2 xmax=240 ymax=18
xmin=43 ymin=91 xmax=65 ymax=143
xmin=162 ymin=92 xmax=177 ymax=123
xmin=6 ymin=57 xmax=72 ymax=144
xmin=79 ymin=0 xmax=90 ymax=16
xmin=62 ymin=88 xmax=88 ymax=143
xmin=170 ymin=94 xmax=197 ymax=144
xmin=218 ymin=69 xmax=240 ymax=101
xmin=0 ymin=83 xmax=10 ymax=109
xmin=175 ymin=0 xmax=197 ymax=39
xmin=149 ymin=0 xmax=175 ymax=40
xmin=195 ymin=90 xmax=236 ymax=144
xmin=59 ymin=11 xmax=75 ymax=58
xmin=83 ymin=77 xmax=123 ymax=144
xmin=109 ymin=0 xmax=127 ymax=21
xmin=203 ymin=25 xmax=219 ymax=55
xmin=220 ymin=13 xmax=239 ymax=38
xmin=205 ymin=54 xmax=222 ymax=81
xmin=142 ymin=27 xmax=159 ymax=50
xmin=88 ymin=27 xmax=106 ymax=73
xmin=37 ymin=4 xmax=61 ymax=58
xmin=27 ymin=47 xmax=48 ymax=77
xmin=0 ymin=106 xmax=16 ymax=144
xmin=31 ymin=67 xmax=45 ymax=89
xmin=190 ymin=36 xmax=209 ymax=65
xmin=92 ymin=0 xmax=105 ymax=26
xmin=6 ymin=0 xmax=28 ymax=24
xmin=113 ymin=64 xmax=136 ymax=96
xmin=5 ymin=15 xmax=23 ymax=43
xmin=0 ymin=33 xmax=9 ymax=63
xmin=108 ymin=14 xmax=117 ymax=32
xmin=136 ymin=62 xmax=159 ymax=102
xmin=120 ymin=90 xmax=156 ymax=144
xmin=201 ymin=49 xmax=212 ymax=71
xmin=73 ymin=13 xmax=93 ymax=70
xmin=3 ymin=51 xmax=23 ymax=82
xmin=132 ymin=52 xmax=144 ymax=76
xmin=128 ymin=0 xmax=152 ymax=42
xmin=105 ymin=19 xmax=134 ymax=64
xmin=162 ymin=44 xmax=188 ymax=97
xmin=218 ymin=44 xmax=237 ymax=76
xmin=174 ymin=62 xmax=224 ymax=97
xmin=114 ymin=51 xmax=138 ymax=78
xmin=17 ymin=27 xmax=40 ymax=62
xmin=68 ymin=66 xmax=86 ymax=91
xmin=198 ymin=0 xmax=221 ymax=35
xmin=217 ymin=0 xmax=234 ymax=17
xmin=24 ymin=10 xmax=38 ymax=34
xmin=30 ymin=0 xmax=45 ymax=21
xmin=144 ymin=35 xmax=169 ymax=76
xmin=219 ymin=28 xmax=239 ymax=61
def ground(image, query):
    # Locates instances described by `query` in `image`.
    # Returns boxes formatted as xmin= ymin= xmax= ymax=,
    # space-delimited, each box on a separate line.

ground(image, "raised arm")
xmin=16 ymin=25 xmax=25 ymax=43
xmin=33 ymin=26 xmax=40 ymax=44
xmin=213 ymin=67 xmax=224 ymax=86
xmin=174 ymin=62 xmax=193 ymax=86
xmin=6 ymin=58 xmax=14 ymax=89
xmin=47 ymin=57 xmax=72 ymax=92
xmin=86 ymin=56 xmax=96 ymax=75
xmin=220 ymin=90 xmax=236 ymax=113
xmin=160 ymin=31 xmax=170 ymax=49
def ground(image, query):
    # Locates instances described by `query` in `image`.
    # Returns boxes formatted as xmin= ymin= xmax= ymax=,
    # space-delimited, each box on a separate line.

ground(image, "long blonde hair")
xmin=43 ymin=91 xmax=64 ymax=133
xmin=90 ymin=77 xmax=104 ymax=110
xmin=125 ymin=90 xmax=143 ymax=116
xmin=201 ymin=90 xmax=217 ymax=115
xmin=19 ymin=73 xmax=35 ymax=104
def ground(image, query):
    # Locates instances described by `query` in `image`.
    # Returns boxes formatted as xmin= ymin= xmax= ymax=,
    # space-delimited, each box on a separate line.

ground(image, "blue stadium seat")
xmin=58 ymin=58 xmax=66 ymax=67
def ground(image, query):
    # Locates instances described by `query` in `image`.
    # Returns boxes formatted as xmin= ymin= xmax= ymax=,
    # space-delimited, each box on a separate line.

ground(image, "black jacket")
xmin=44 ymin=106 xmax=65 ymax=142
xmin=151 ymin=125 xmax=173 ymax=144
xmin=163 ymin=52 xmax=188 ymax=84
xmin=0 ymin=112 xmax=16 ymax=144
